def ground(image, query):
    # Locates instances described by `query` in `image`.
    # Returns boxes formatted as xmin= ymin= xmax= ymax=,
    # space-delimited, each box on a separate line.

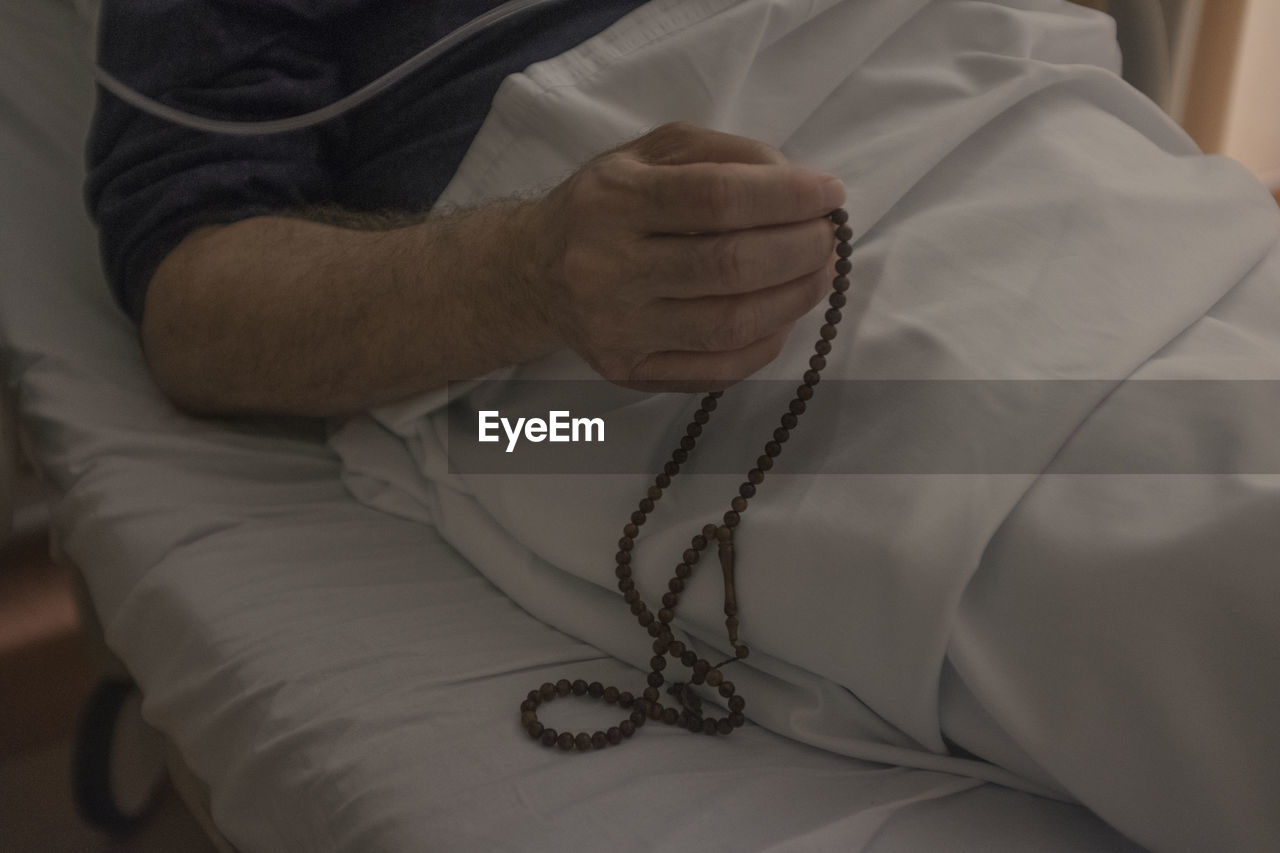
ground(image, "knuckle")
xmin=710 ymin=302 xmax=760 ymax=352
xmin=707 ymin=235 xmax=746 ymax=291
xmin=698 ymin=165 xmax=742 ymax=222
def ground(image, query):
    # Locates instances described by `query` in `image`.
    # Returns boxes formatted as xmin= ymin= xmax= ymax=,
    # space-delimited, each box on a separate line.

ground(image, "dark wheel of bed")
xmin=72 ymin=676 xmax=169 ymax=835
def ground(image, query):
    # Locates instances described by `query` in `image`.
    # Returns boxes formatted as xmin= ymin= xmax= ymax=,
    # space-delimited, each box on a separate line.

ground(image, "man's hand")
xmin=527 ymin=123 xmax=846 ymax=390
xmin=142 ymin=123 xmax=845 ymax=417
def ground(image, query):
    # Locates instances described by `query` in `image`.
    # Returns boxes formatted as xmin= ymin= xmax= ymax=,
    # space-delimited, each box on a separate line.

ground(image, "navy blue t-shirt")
xmin=86 ymin=0 xmax=648 ymax=324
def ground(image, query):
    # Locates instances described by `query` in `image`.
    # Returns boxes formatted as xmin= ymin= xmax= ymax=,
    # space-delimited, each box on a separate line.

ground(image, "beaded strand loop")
xmin=519 ymin=208 xmax=853 ymax=751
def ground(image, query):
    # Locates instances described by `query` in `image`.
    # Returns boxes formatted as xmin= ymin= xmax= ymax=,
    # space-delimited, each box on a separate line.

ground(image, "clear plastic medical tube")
xmin=92 ymin=0 xmax=568 ymax=136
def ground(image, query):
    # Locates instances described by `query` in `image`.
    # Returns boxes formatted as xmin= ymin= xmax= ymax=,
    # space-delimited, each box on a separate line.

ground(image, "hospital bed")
xmin=2 ymin=1 xmax=1275 ymax=851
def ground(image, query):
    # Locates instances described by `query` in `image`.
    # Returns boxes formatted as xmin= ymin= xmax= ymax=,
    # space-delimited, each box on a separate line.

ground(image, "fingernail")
xmin=820 ymin=176 xmax=847 ymax=210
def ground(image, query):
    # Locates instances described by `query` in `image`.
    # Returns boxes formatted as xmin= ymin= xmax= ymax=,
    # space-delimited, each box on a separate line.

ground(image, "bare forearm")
xmin=143 ymin=201 xmax=558 ymax=417
xmin=141 ymin=124 xmax=846 ymax=419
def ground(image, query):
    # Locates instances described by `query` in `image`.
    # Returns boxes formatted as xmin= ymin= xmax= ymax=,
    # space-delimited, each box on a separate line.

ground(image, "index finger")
xmin=628 ymin=161 xmax=846 ymax=233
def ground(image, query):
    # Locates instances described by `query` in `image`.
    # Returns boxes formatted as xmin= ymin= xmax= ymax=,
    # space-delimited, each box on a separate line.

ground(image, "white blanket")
xmin=332 ymin=1 xmax=1280 ymax=850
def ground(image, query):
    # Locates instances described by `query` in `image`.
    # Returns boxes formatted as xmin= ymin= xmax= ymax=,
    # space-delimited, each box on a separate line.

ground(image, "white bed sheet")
xmin=0 ymin=1 xmax=1243 ymax=851
xmin=334 ymin=0 xmax=1280 ymax=850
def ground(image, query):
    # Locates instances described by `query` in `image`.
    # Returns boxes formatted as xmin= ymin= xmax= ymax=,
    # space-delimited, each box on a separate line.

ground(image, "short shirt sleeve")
xmin=86 ymin=0 xmax=351 ymax=325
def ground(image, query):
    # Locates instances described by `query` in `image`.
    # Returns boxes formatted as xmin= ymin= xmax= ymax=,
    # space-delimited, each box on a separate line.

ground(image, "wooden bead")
xmin=519 ymin=214 xmax=854 ymax=755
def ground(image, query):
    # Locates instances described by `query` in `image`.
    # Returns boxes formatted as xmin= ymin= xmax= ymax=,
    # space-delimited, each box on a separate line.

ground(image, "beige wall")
xmin=1220 ymin=0 xmax=1280 ymax=186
